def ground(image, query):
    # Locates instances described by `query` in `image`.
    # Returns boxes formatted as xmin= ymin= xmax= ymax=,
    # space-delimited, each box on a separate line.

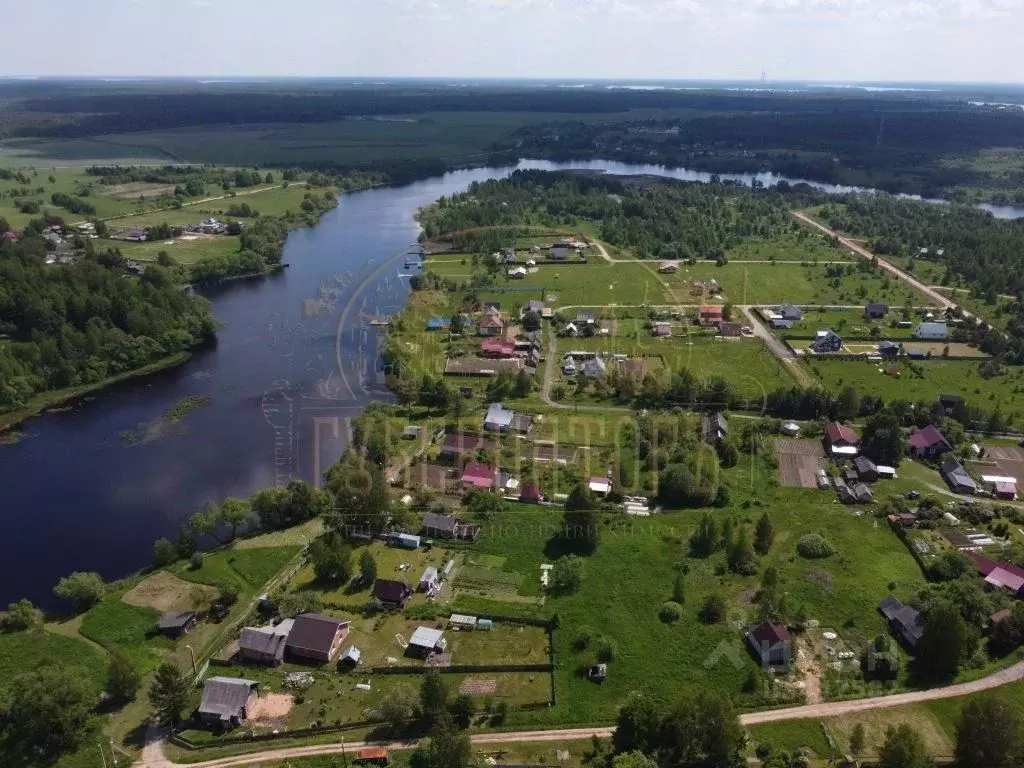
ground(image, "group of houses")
xmin=439 ymin=303 xmax=547 ymax=377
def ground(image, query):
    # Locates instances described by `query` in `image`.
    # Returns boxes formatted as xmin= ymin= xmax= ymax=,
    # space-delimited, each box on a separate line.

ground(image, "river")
xmin=3 ymin=159 xmax=1022 ymax=608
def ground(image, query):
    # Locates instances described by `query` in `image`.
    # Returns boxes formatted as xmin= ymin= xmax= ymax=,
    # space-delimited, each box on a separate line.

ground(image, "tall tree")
xmin=425 ymin=713 xmax=473 ymax=768
xmin=917 ymin=600 xmax=976 ymax=681
xmin=107 ymin=652 xmax=142 ymax=703
xmin=218 ymin=498 xmax=252 ymax=540
xmin=754 ymin=512 xmax=775 ymax=555
xmin=7 ymin=665 xmax=93 ymax=757
xmin=563 ymin=483 xmax=600 ymax=554
xmin=149 ymin=662 xmax=190 ymax=725
xmin=955 ymin=697 xmax=1024 ymax=768
xmin=326 ymin=453 xmax=390 ymax=535
xmin=309 ymin=533 xmax=353 ymax=583
xmin=877 ymin=724 xmax=932 ymax=768
xmin=419 ymin=669 xmax=449 ymax=726
xmin=861 ymin=410 xmax=907 ymax=466
xmin=359 ymin=549 xmax=378 ymax=585
xmin=53 ymin=571 xmax=105 ymax=612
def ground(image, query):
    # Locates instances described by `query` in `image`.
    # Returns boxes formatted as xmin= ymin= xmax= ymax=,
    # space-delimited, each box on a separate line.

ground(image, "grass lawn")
xmin=807 ymin=358 xmax=1024 ymax=426
xmin=0 ymin=628 xmax=109 ymax=696
xmin=772 ymin=308 xmax=925 ymax=340
xmin=79 ymin=596 xmax=171 ymax=674
xmin=103 ymin=234 xmax=241 ymax=264
xmin=174 ymin=545 xmax=302 ymax=591
xmin=661 ymin=261 xmax=928 ymax=306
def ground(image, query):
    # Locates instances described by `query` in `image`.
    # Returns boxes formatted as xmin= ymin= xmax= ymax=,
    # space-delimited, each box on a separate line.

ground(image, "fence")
xmin=169 ymin=719 xmax=377 ymax=751
xmin=371 ymin=663 xmax=552 ymax=675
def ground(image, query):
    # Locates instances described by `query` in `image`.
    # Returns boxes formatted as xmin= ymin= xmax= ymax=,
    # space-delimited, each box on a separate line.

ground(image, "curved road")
xmin=137 ymin=660 xmax=1024 ymax=767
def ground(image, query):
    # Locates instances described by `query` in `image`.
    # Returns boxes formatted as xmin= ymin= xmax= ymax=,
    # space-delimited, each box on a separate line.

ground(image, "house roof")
xmin=525 ymin=300 xmax=547 ymax=312
xmin=409 ymin=626 xmax=445 ymax=649
xmin=342 ymin=645 xmax=362 ymax=663
xmin=158 ymin=611 xmax=196 ymax=630
xmin=199 ymin=677 xmax=258 ymax=722
xmin=520 ymin=483 xmax=542 ymax=502
xmin=589 ymin=476 xmax=612 ymax=494
xmin=442 ymin=431 xmax=494 ymax=455
xmin=484 ymin=402 xmax=515 ymax=429
xmin=576 ymin=310 xmax=596 ymax=322
xmin=652 ymin=322 xmax=672 ymax=336
xmin=909 ymin=425 xmax=951 ymax=450
xmin=423 ymin=512 xmax=459 ymax=534
xmin=779 ymin=303 xmax=803 ymax=318
xmin=917 ymin=321 xmax=948 ymax=334
xmin=420 ymin=567 xmax=439 ymax=583
xmin=719 ymin=321 xmax=743 ymax=337
xmin=239 ymin=627 xmax=288 ymax=658
xmin=878 ymin=340 xmax=900 ymax=351
xmin=826 ymin=422 xmax=858 ymax=445
xmin=510 ymin=413 xmax=534 ymax=433
xmin=461 ymin=461 xmax=496 ymax=488
xmin=374 ymin=579 xmax=412 ymax=603
xmin=878 ymin=595 xmax=903 ymax=621
xmin=854 ymin=456 xmax=877 ymax=474
xmin=700 ymin=305 xmax=724 ymax=317
xmin=866 ymin=302 xmax=888 ymax=314
xmin=287 ymin=614 xmax=348 ymax=656
xmin=357 ymin=747 xmax=389 ymax=760
xmin=747 ymin=622 xmax=790 ymax=649
xmin=480 ymin=338 xmax=516 ymax=356
xmin=967 ymin=554 xmax=1024 ymax=592
xmin=582 ymin=357 xmax=607 ymax=376
xmin=941 ymin=459 xmax=976 ymax=489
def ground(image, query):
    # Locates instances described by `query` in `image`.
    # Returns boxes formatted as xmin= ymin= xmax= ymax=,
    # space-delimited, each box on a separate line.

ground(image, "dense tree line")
xmin=0 ymin=232 xmax=215 ymax=413
xmin=419 ymin=170 xmax=817 ymax=261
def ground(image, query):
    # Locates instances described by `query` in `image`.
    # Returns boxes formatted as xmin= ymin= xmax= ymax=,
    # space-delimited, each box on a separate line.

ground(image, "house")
xmin=652 ymin=322 xmax=672 ymax=337
xmin=719 ymin=321 xmax=743 ymax=338
xmin=825 ymin=422 xmax=859 ymax=457
xmin=906 ymin=348 xmax=927 ymax=360
xmin=876 ymin=465 xmax=897 ymax=480
xmin=878 ymin=596 xmax=925 ymax=648
xmin=698 ymin=306 xmax=724 ymax=327
xmin=854 ymin=456 xmax=879 ymax=482
xmin=563 ymin=322 xmax=579 ymax=338
xmin=581 ymin=357 xmax=607 ymax=378
xmin=238 ymin=622 xmax=291 ymax=666
xmin=878 ymin=340 xmax=900 ymax=359
xmin=522 ymin=300 xmax=547 ymax=318
xmin=510 ymin=412 xmax=534 ymax=434
xmin=967 ymin=554 xmax=1024 ymax=596
xmin=852 ymin=483 xmax=874 ymax=503
xmin=562 ymin=355 xmax=577 ymax=375
xmin=746 ymin=622 xmax=791 ymax=670
xmin=779 ymin=304 xmax=803 ymax=321
xmin=423 ymin=512 xmax=479 ymax=541
xmin=355 ymin=747 xmax=390 ymax=765
xmin=419 ymin=567 xmax=439 ymax=592
xmin=916 ymin=322 xmax=949 ymax=340
xmin=525 ymin=443 xmax=578 ymax=466
xmin=477 ymin=314 xmax=506 ymax=337
xmin=980 ymin=475 xmax=1018 ymax=500
xmin=406 ymin=626 xmax=447 ymax=658
xmin=374 ymin=579 xmax=413 ymax=610
xmin=865 ymin=303 xmax=888 ymax=319
xmin=589 ymin=476 xmax=613 ymax=496
xmin=157 ymin=611 xmax=197 ymax=638
xmin=425 ymin=317 xmax=450 ymax=331
xmin=941 ymin=459 xmax=977 ymax=494
xmin=480 ymin=338 xmax=517 ymax=358
xmin=461 ymin=461 xmax=497 ymax=490
xmin=549 ymin=245 xmax=576 ymax=261
xmin=770 ymin=318 xmax=794 ymax=330
xmin=939 ymin=394 xmax=964 ymax=416
xmin=440 ymin=431 xmax=494 ymax=460
xmin=483 ymin=403 xmax=515 ymax=432
xmin=286 ymin=614 xmax=349 ymax=663
xmin=507 ymin=266 xmax=527 ymax=279
xmin=576 ymin=310 xmax=597 ymax=326
xmin=702 ymin=412 xmax=728 ymax=443
xmin=658 ymin=262 xmax=678 ymax=274
xmin=908 ymin=425 xmax=952 ymax=459
xmin=520 ymin=483 xmax=544 ymax=503
xmin=198 ymin=677 xmax=259 ymax=729
xmin=811 ymin=329 xmax=843 ymax=354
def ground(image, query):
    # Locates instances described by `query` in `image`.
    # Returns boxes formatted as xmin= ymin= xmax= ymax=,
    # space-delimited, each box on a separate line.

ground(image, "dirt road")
xmin=135 ymin=659 xmax=1024 ymax=767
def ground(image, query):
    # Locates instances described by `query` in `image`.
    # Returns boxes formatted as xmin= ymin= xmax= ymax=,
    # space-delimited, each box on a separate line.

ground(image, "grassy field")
xmin=105 ymin=234 xmax=241 ymax=264
xmin=0 ymin=628 xmax=109 ymax=697
xmin=771 ymin=308 xmax=926 ymax=340
xmin=723 ymin=232 xmax=858 ymax=263
xmin=175 ymin=545 xmax=302 ymax=591
xmin=79 ymin=596 xmax=171 ymax=674
xmin=807 ymin=358 xmax=1024 ymax=424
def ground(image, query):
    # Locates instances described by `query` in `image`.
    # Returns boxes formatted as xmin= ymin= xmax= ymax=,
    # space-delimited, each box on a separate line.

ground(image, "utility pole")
xmin=340 ymin=734 xmax=348 ymax=768
xmin=184 ymin=644 xmax=198 ymax=677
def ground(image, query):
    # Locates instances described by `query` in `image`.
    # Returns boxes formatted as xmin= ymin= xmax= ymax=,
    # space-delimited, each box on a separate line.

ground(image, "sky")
xmin=3 ymin=0 xmax=1024 ymax=82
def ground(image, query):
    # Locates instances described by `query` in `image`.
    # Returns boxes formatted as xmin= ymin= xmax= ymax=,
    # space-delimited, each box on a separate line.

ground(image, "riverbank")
xmin=0 ymin=351 xmax=193 ymax=435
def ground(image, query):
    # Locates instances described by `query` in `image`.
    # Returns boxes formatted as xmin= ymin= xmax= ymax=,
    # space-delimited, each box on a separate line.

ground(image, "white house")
xmin=916 ymin=322 xmax=949 ymax=340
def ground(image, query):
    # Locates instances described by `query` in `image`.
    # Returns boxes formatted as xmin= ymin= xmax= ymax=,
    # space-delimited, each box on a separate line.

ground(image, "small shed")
xmin=158 ymin=611 xmax=197 ymax=638
xmin=355 ymin=746 xmax=390 ymax=765
xmin=407 ymin=626 xmax=447 ymax=658
xmin=340 ymin=645 xmax=362 ymax=667
xmin=392 ymin=533 xmax=421 ymax=549
xmin=450 ymin=614 xmax=478 ymax=630
xmin=477 ymin=618 xmax=494 ymax=631
xmin=419 ymin=567 xmax=439 ymax=592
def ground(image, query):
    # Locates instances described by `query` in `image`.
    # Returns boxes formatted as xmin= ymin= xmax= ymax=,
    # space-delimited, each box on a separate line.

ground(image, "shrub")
xmin=659 ymin=601 xmax=683 ymax=624
xmin=700 ymin=594 xmax=726 ymax=624
xmin=189 ymin=553 xmax=204 ymax=570
xmin=595 ymin=636 xmax=617 ymax=662
xmin=796 ymin=534 xmax=834 ymax=559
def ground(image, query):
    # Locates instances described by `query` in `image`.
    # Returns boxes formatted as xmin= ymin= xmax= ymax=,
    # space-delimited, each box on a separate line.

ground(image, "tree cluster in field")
xmin=418 ymin=170 xmax=804 ymax=262
xmin=0 ymin=231 xmax=215 ymax=413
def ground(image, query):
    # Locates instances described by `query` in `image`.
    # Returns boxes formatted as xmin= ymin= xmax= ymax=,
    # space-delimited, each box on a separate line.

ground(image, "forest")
xmin=418 ymin=169 xmax=824 ymax=260
xmin=0 ymin=229 xmax=215 ymax=414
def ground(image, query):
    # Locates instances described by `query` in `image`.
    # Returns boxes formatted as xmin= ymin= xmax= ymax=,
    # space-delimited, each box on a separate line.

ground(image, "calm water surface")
xmin=4 ymin=159 xmax=1021 ymax=607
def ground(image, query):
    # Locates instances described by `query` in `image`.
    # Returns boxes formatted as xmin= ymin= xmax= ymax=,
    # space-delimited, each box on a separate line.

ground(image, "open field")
xmin=775 ymin=439 xmax=826 ymax=488
xmin=661 ymin=261 xmax=926 ymax=306
xmin=103 ymin=234 xmax=241 ymax=264
xmin=807 ymin=358 xmax=1024 ymax=424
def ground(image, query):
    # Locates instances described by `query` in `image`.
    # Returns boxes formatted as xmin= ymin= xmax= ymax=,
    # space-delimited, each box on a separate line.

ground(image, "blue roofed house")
xmin=779 ymin=303 xmax=803 ymax=321
xmin=915 ymin=322 xmax=949 ymax=340
xmin=770 ymin=318 xmax=794 ymax=330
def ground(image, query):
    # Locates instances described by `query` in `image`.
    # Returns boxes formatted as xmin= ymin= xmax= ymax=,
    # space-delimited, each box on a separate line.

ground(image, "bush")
xmin=595 ymin=636 xmax=617 ymax=662
xmin=700 ymin=594 xmax=726 ymax=624
xmin=189 ymin=553 xmax=204 ymax=570
xmin=659 ymin=601 xmax=683 ymax=624
xmin=796 ymin=534 xmax=834 ymax=559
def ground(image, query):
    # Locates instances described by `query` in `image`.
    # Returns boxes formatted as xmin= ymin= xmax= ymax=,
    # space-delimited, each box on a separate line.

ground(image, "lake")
xmin=3 ymin=158 xmax=1021 ymax=608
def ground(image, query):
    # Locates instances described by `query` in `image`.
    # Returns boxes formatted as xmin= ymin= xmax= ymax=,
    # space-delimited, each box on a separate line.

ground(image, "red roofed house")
xmin=355 ymin=746 xmax=390 ymax=765
xmin=746 ymin=622 xmax=791 ymax=670
xmin=967 ymin=553 xmax=1024 ymax=596
xmin=477 ymin=312 xmax=506 ymax=337
xmin=480 ymin=338 xmax=516 ymax=358
xmin=825 ymin=422 xmax=859 ymax=457
xmin=520 ymin=483 xmax=543 ymax=504
xmin=651 ymin=322 xmax=672 ymax=338
xmin=698 ymin=306 xmax=724 ymax=327
xmin=995 ymin=481 xmax=1018 ymax=501
xmin=908 ymin=425 xmax=952 ymax=460
xmin=460 ymin=461 xmax=496 ymax=491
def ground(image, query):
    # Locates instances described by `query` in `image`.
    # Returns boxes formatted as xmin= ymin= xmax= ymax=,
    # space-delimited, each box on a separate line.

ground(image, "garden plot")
xmin=122 ymin=570 xmax=218 ymax=612
xmin=981 ymin=445 xmax=1024 ymax=485
xmin=775 ymin=439 xmax=826 ymax=489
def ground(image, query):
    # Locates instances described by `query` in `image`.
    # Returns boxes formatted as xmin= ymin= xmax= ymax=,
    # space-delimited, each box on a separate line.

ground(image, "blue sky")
xmin=3 ymin=0 xmax=1024 ymax=82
